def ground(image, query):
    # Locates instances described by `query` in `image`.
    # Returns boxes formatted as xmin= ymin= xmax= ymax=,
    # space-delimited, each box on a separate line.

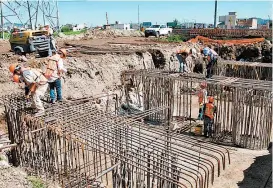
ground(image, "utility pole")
xmin=0 ymin=1 xmax=3 ymax=39
xmin=214 ymin=0 xmax=218 ymax=28
xmin=138 ymin=5 xmax=140 ymax=30
xmin=106 ymin=12 xmax=109 ymax=25
xmin=27 ymin=1 xmax=33 ymax=29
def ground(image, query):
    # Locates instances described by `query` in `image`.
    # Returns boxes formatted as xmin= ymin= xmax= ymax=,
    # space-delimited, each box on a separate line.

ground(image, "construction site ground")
xmin=0 ymin=33 xmax=272 ymax=188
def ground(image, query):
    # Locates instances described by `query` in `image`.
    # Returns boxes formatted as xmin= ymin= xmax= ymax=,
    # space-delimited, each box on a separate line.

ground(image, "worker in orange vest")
xmin=203 ymin=96 xmax=217 ymax=138
xmin=197 ymin=81 xmax=208 ymax=120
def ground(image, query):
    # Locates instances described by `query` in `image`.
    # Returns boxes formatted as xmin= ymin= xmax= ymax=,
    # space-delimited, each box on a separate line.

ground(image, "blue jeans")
xmin=49 ymin=78 xmax=62 ymax=101
xmin=25 ymin=86 xmax=29 ymax=95
xmin=176 ymin=54 xmax=183 ymax=72
xmin=204 ymin=116 xmax=214 ymax=137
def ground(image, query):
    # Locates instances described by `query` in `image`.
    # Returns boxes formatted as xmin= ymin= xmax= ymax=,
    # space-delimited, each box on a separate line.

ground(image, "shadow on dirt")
xmin=237 ymin=142 xmax=272 ymax=188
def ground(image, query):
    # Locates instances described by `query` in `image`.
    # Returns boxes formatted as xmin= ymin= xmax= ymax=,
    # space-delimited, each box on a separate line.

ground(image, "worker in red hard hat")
xmin=9 ymin=63 xmax=48 ymax=117
xmin=47 ymin=48 xmax=67 ymax=103
xmin=197 ymin=81 xmax=208 ymax=120
xmin=203 ymin=96 xmax=217 ymax=138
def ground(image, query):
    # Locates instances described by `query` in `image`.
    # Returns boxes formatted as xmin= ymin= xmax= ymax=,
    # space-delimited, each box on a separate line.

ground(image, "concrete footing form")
xmin=122 ymin=70 xmax=272 ymax=150
xmin=2 ymin=93 xmax=230 ymax=188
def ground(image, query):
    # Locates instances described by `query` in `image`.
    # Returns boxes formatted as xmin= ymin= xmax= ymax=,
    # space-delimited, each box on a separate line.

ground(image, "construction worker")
xmin=203 ymin=96 xmax=217 ymax=138
xmin=181 ymin=51 xmax=191 ymax=73
xmin=202 ymin=47 xmax=218 ymax=78
xmin=9 ymin=64 xmax=48 ymax=117
xmin=176 ymin=50 xmax=184 ymax=72
xmin=47 ymin=48 xmax=67 ymax=103
xmin=43 ymin=24 xmax=53 ymax=35
xmin=197 ymin=81 xmax=208 ymax=120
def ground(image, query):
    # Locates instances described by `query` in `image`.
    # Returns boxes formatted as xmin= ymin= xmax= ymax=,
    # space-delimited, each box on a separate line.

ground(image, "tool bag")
xmin=41 ymin=58 xmax=58 ymax=79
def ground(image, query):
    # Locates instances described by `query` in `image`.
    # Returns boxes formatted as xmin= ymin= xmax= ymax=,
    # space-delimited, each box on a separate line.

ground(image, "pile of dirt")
xmin=57 ymin=29 xmax=144 ymax=41
xmin=211 ymin=40 xmax=272 ymax=62
xmin=189 ymin=36 xmax=272 ymax=62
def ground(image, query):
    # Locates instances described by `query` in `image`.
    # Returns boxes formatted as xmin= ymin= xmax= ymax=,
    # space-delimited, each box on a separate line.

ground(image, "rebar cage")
xmin=213 ymin=61 xmax=272 ymax=81
xmin=2 ymin=93 xmax=230 ymax=188
xmin=121 ymin=69 xmax=273 ymax=150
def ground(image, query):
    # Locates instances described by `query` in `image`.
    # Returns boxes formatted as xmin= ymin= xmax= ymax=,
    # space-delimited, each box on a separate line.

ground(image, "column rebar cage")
xmin=213 ymin=61 xmax=272 ymax=81
xmin=121 ymin=69 xmax=273 ymax=150
xmin=2 ymin=93 xmax=230 ymax=188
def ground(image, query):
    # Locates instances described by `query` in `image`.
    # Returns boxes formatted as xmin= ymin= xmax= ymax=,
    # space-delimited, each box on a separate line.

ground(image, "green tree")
xmin=173 ymin=19 xmax=179 ymax=27
xmin=61 ymin=25 xmax=71 ymax=32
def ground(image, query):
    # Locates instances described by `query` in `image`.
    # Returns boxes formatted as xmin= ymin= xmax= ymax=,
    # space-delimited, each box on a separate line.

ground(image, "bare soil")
xmin=0 ymin=34 xmax=271 ymax=188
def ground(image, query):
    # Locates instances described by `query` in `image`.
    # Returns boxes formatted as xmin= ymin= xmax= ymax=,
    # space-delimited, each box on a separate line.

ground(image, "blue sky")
xmin=1 ymin=1 xmax=272 ymax=26
xmin=57 ymin=1 xmax=272 ymax=26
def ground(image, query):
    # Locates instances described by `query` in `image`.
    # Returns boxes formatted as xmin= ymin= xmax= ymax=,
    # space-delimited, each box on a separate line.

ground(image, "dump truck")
xmin=9 ymin=29 xmax=55 ymax=57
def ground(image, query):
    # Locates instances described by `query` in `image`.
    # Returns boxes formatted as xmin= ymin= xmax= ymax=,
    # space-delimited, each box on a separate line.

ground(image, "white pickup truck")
xmin=144 ymin=25 xmax=173 ymax=38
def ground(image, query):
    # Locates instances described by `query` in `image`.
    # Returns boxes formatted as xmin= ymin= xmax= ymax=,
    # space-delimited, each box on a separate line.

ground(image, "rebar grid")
xmin=121 ymin=69 xmax=273 ymax=150
xmin=3 ymin=93 xmax=230 ymax=188
xmin=214 ymin=61 xmax=272 ymax=81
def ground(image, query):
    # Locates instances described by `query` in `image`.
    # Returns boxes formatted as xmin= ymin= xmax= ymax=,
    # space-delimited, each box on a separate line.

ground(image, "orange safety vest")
xmin=204 ymin=103 xmax=215 ymax=119
xmin=198 ymin=89 xmax=205 ymax=104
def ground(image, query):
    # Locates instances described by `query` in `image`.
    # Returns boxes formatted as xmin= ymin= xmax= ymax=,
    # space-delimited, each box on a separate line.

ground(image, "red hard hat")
xmin=208 ymin=96 xmax=214 ymax=103
xmin=200 ymin=81 xmax=207 ymax=88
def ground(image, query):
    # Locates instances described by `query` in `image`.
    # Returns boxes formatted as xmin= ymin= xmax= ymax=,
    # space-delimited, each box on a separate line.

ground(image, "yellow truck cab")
xmin=9 ymin=29 xmax=53 ymax=57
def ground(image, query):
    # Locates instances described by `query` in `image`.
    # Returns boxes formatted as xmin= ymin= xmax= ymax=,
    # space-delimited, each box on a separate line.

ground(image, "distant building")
xmin=130 ymin=23 xmax=139 ymax=30
xmin=73 ymin=23 xmax=87 ymax=31
xmin=110 ymin=23 xmax=130 ymax=30
xmin=218 ymin=12 xmax=237 ymax=29
xmin=103 ymin=25 xmax=111 ymax=30
xmin=236 ymin=18 xmax=257 ymax=29
xmin=181 ymin=22 xmax=195 ymax=29
xmin=194 ymin=23 xmax=208 ymax=29
xmin=257 ymin=18 xmax=272 ymax=29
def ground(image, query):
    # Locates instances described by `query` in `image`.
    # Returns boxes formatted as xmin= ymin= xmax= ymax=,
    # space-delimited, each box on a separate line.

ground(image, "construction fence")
xmin=173 ymin=29 xmax=272 ymax=39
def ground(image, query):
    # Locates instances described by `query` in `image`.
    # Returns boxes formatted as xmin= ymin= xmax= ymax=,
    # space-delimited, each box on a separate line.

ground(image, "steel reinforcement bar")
xmin=214 ymin=61 xmax=272 ymax=81
xmin=121 ymin=69 xmax=273 ymax=150
xmin=2 ymin=93 xmax=230 ymax=188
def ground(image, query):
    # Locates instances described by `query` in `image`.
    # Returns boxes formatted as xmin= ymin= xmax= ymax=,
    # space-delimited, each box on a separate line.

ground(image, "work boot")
xmin=50 ymin=99 xmax=56 ymax=104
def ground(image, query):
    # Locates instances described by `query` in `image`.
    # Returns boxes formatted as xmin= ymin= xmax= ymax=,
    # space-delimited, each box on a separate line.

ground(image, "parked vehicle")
xmin=9 ymin=29 xmax=54 ymax=57
xmin=144 ymin=25 xmax=173 ymax=38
